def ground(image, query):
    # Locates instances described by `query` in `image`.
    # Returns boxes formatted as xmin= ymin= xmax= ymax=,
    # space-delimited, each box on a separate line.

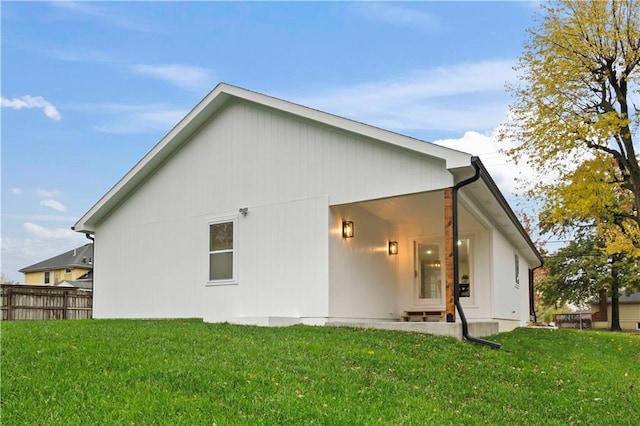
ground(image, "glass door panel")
xmin=417 ymin=242 xmax=442 ymax=302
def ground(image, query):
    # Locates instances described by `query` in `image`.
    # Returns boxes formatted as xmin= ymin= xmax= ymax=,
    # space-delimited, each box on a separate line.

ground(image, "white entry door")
xmin=414 ymin=240 xmax=444 ymax=305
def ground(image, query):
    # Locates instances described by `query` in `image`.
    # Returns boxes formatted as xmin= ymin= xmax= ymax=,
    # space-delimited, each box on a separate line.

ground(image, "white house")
xmin=73 ymin=83 xmax=542 ymax=336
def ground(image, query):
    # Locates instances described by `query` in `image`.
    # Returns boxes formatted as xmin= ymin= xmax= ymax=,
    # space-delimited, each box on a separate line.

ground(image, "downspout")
xmin=453 ymin=156 xmax=502 ymax=349
xmin=529 ymin=264 xmax=544 ymax=323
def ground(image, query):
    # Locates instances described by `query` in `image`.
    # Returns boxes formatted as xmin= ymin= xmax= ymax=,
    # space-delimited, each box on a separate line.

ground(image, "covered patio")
xmin=328 ymin=187 xmax=494 ymax=326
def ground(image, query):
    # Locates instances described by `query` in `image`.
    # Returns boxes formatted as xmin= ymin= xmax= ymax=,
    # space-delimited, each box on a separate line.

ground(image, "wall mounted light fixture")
xmin=342 ymin=221 xmax=354 ymax=238
xmin=388 ymin=241 xmax=398 ymax=255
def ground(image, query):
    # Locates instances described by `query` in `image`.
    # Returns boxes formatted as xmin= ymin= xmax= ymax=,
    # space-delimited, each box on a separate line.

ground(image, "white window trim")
xmin=206 ymin=216 xmax=238 ymax=286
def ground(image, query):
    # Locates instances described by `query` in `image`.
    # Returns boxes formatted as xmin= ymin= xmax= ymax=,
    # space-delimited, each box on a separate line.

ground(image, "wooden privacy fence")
xmin=1 ymin=284 xmax=92 ymax=321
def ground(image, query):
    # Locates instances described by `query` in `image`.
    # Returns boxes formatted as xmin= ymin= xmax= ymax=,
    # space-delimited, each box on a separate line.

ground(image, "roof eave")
xmin=469 ymin=158 xmax=543 ymax=267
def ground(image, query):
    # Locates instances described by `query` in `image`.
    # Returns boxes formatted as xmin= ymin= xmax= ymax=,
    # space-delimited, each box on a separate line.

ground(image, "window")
xmin=514 ymin=253 xmax=520 ymax=289
xmin=458 ymin=238 xmax=471 ymax=297
xmin=65 ymin=268 xmax=72 ymax=273
xmin=208 ymin=220 xmax=236 ymax=282
xmin=44 ymin=271 xmax=50 ymax=284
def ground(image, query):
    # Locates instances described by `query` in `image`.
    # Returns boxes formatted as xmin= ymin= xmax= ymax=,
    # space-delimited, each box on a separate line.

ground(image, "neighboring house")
xmin=590 ymin=293 xmax=640 ymax=331
xmin=73 ymin=83 xmax=542 ymax=333
xmin=20 ymin=244 xmax=94 ymax=286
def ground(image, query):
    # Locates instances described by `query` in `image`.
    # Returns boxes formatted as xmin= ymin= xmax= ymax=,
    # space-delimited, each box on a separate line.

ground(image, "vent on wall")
xmin=637 ymin=322 xmax=640 ymax=331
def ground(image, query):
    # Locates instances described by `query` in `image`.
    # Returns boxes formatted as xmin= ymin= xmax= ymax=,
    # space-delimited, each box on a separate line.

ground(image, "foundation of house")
xmin=326 ymin=319 xmax=499 ymax=340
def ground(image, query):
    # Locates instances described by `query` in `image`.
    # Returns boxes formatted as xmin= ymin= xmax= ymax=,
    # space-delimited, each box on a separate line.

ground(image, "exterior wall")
xmin=491 ymin=229 xmax=530 ymax=327
xmin=94 ymin=100 xmax=452 ymax=320
xmin=591 ymin=303 xmax=640 ymax=331
xmin=203 ymin=196 xmax=329 ymax=324
xmin=329 ymin=205 xmax=398 ymax=320
xmin=24 ymin=268 xmax=91 ymax=286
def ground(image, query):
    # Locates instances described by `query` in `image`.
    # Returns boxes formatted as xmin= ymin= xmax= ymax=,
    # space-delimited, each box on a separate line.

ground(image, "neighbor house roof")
xmin=19 ymin=244 xmax=94 ymax=273
xmin=73 ymin=83 xmax=542 ymax=266
xmin=590 ymin=293 xmax=640 ymax=304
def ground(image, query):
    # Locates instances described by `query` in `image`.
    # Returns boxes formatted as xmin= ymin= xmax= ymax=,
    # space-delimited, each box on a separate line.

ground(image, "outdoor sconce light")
xmin=342 ymin=221 xmax=354 ymax=238
xmin=388 ymin=241 xmax=398 ymax=255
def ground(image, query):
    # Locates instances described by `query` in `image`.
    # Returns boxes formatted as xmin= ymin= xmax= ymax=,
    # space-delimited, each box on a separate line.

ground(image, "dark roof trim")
xmin=472 ymin=157 xmax=544 ymax=266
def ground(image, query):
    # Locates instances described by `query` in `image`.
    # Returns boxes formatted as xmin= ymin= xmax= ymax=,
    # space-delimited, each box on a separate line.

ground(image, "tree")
xmin=501 ymin=0 xmax=640 ymax=254
xmin=536 ymin=158 xmax=640 ymax=330
xmin=0 ymin=273 xmax=19 ymax=284
xmin=538 ymin=157 xmax=639 ymax=253
xmin=538 ymin=234 xmax=640 ymax=330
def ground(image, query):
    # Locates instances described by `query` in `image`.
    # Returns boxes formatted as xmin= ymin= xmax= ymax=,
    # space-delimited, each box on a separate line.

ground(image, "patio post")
xmin=444 ymin=188 xmax=455 ymax=322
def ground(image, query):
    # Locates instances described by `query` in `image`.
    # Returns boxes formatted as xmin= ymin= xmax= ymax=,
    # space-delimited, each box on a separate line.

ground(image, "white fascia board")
xmin=73 ymin=83 xmax=473 ymax=232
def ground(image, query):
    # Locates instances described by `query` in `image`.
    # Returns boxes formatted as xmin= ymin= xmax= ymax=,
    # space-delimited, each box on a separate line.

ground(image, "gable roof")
xmin=72 ymin=83 xmax=541 ymax=266
xmin=19 ymin=244 xmax=94 ymax=273
xmin=73 ymin=83 xmax=472 ymax=233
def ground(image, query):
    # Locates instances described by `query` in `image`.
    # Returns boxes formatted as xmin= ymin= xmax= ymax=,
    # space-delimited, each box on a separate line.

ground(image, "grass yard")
xmin=1 ymin=320 xmax=639 ymax=425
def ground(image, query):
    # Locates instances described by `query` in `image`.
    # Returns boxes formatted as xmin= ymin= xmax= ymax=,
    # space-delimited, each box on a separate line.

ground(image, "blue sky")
xmin=2 ymin=1 xmax=540 ymax=282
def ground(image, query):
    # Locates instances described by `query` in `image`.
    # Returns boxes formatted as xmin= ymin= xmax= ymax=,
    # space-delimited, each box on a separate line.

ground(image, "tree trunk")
xmin=610 ymin=292 xmax=622 ymax=331
xmin=610 ymin=257 xmax=622 ymax=331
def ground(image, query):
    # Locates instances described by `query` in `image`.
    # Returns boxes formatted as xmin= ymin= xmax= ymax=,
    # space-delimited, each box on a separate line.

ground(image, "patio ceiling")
xmin=354 ymin=191 xmax=444 ymax=225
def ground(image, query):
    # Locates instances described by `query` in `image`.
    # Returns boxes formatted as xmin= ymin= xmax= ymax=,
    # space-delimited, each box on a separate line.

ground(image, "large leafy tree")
xmin=501 ymin=0 xmax=640 ymax=254
xmin=502 ymin=1 xmax=640 ymax=329
xmin=536 ymin=157 xmax=640 ymax=330
xmin=538 ymin=234 xmax=640 ymax=330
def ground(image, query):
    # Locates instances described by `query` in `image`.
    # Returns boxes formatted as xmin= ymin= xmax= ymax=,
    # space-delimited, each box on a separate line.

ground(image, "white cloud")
xmin=432 ymin=126 xmax=564 ymax=198
xmin=11 ymin=188 xmax=22 ymax=195
xmin=433 ymin=130 xmax=524 ymax=195
xmin=40 ymin=199 xmax=68 ymax=213
xmin=91 ymin=103 xmax=188 ymax=134
xmin=291 ymin=60 xmax=515 ymax=133
xmin=50 ymin=0 xmax=154 ymax=32
xmin=130 ymin=64 xmax=213 ymax=92
xmin=355 ymin=3 xmax=439 ymax=28
xmin=23 ymin=222 xmax=78 ymax=240
xmin=49 ymin=47 xmax=114 ymax=63
xmin=3 ymin=214 xmax=79 ymax=222
xmin=1 ymin=95 xmax=62 ymax=120
xmin=36 ymin=188 xmax=62 ymax=198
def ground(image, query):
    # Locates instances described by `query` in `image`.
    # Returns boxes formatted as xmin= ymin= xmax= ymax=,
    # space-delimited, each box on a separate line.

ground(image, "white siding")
xmin=202 ymin=196 xmax=329 ymax=323
xmin=94 ymin=100 xmax=452 ymax=320
xmin=329 ymin=205 xmax=398 ymax=320
xmin=491 ymin=228 xmax=529 ymax=326
xmin=457 ymin=205 xmax=492 ymax=319
xmin=592 ymin=303 xmax=640 ymax=331
xmin=93 ymin=215 xmax=204 ymax=319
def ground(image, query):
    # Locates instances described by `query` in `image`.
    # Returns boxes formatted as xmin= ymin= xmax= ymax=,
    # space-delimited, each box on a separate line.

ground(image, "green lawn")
xmin=1 ymin=320 xmax=639 ymax=425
